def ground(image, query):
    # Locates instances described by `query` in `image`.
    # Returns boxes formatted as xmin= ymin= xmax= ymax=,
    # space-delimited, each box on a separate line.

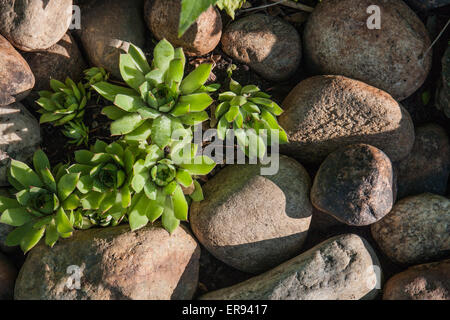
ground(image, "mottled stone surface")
xmin=303 ymin=0 xmax=432 ymax=101
xmin=0 ymin=252 xmax=16 ymax=300
xmin=436 ymin=45 xmax=450 ymax=118
xmin=14 ymin=224 xmax=200 ymax=300
xmin=372 ymin=193 xmax=450 ymax=265
xmin=405 ymin=0 xmax=450 ymax=10
xmin=0 ymin=0 xmax=72 ymax=51
xmin=279 ymin=76 xmax=415 ymax=165
xmin=311 ymin=144 xmax=394 ymax=226
xmin=80 ymin=0 xmax=146 ymax=79
xmin=22 ymin=33 xmax=87 ymax=92
xmin=0 ymin=103 xmax=41 ymax=186
xmin=0 ymin=35 xmax=35 ymax=106
xmin=200 ymin=234 xmax=382 ymax=300
xmin=221 ymin=14 xmax=301 ymax=81
xmin=383 ymin=259 xmax=450 ymax=300
xmin=190 ymin=156 xmax=312 ymax=274
xmin=396 ymin=124 xmax=450 ymax=198
xmin=144 ymin=0 xmax=222 ymax=56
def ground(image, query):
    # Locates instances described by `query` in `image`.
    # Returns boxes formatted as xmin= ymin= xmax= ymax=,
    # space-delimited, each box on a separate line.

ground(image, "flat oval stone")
xmin=279 ymin=75 xmax=415 ymax=165
xmin=190 ymin=156 xmax=312 ymax=274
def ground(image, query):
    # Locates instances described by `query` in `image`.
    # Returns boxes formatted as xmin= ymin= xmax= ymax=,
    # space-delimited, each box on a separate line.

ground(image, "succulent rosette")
xmin=215 ymin=78 xmax=288 ymax=159
xmin=91 ymin=39 xmax=218 ymax=148
xmin=0 ymin=150 xmax=80 ymax=252
xmin=128 ymin=141 xmax=215 ymax=234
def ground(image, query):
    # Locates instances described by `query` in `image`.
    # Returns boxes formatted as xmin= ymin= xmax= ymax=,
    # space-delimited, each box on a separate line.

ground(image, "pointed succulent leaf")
xmin=91 ymin=82 xmax=137 ymax=102
xmin=120 ymin=53 xmax=146 ymax=91
xmin=161 ymin=196 xmax=179 ymax=234
xmin=50 ymin=79 xmax=67 ymax=92
xmin=0 ymin=208 xmax=32 ymax=227
xmin=55 ymin=207 xmax=73 ymax=234
xmin=151 ymin=115 xmax=172 ymax=149
xmin=175 ymin=169 xmax=193 ymax=187
xmin=114 ymin=94 xmax=147 ymax=112
xmin=45 ymin=221 xmax=59 ymax=247
xmin=57 ymin=173 xmax=80 ymax=201
xmin=20 ymin=222 xmax=45 ymax=253
xmin=40 ymin=113 xmax=64 ymax=124
xmin=10 ymin=159 xmax=43 ymax=188
xmin=128 ymin=193 xmax=149 ymax=231
xmin=178 ymin=93 xmax=213 ymax=112
xmin=179 ymin=111 xmax=209 ymax=125
xmin=110 ymin=113 xmax=144 ymax=136
xmin=153 ymin=39 xmax=175 ymax=75
xmin=180 ymin=64 xmax=212 ymax=95
xmin=128 ymin=43 xmax=151 ymax=74
xmin=180 ymin=156 xmax=216 ymax=175
xmin=190 ymin=180 xmax=204 ymax=201
xmin=172 ymin=184 xmax=188 ymax=221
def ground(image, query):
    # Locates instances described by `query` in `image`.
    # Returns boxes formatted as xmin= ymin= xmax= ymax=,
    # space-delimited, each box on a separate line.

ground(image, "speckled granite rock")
xmin=372 ymin=193 xmax=450 ymax=265
xmin=0 ymin=252 xmax=17 ymax=300
xmin=200 ymin=234 xmax=382 ymax=300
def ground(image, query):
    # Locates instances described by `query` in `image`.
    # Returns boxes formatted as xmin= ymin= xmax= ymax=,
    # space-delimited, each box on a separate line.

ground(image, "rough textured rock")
xmin=0 ymin=103 xmax=41 ymax=186
xmin=200 ymin=234 xmax=382 ymax=300
xmin=279 ymin=76 xmax=415 ymax=165
xmin=0 ymin=0 xmax=72 ymax=51
xmin=190 ymin=156 xmax=312 ymax=274
xmin=14 ymin=224 xmax=200 ymax=300
xmin=0 ymin=35 xmax=35 ymax=106
xmin=311 ymin=144 xmax=394 ymax=226
xmin=80 ymin=0 xmax=146 ymax=79
xmin=436 ymin=45 xmax=450 ymax=118
xmin=383 ymin=259 xmax=450 ymax=300
xmin=372 ymin=193 xmax=450 ymax=265
xmin=144 ymin=0 xmax=222 ymax=56
xmin=303 ymin=0 xmax=432 ymax=101
xmin=22 ymin=33 xmax=87 ymax=92
xmin=396 ymin=124 xmax=450 ymax=199
xmin=221 ymin=14 xmax=301 ymax=81
xmin=0 ymin=252 xmax=17 ymax=300
xmin=405 ymin=0 xmax=449 ymax=10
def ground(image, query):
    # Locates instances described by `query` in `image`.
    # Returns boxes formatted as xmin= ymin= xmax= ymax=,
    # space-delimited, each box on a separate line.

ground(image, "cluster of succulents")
xmin=0 ymin=39 xmax=287 ymax=253
xmin=216 ymin=78 xmax=288 ymax=158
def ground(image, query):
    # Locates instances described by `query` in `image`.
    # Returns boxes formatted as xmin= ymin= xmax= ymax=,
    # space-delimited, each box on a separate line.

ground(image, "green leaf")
xmin=175 ymin=169 xmax=193 ymax=187
xmin=0 ymin=208 xmax=32 ymax=226
xmin=36 ymin=97 xmax=56 ymax=111
xmin=151 ymin=115 xmax=172 ymax=149
xmin=120 ymin=54 xmax=146 ymax=91
xmin=216 ymin=0 xmax=245 ymax=19
xmin=217 ymin=116 xmax=229 ymax=140
xmin=91 ymin=82 xmax=137 ymax=103
xmin=125 ymin=121 xmax=152 ymax=142
xmin=128 ymin=43 xmax=151 ymax=74
xmin=33 ymin=150 xmax=50 ymax=176
xmin=190 ymin=180 xmax=204 ymax=201
xmin=172 ymin=185 xmax=188 ymax=220
xmin=121 ymin=185 xmax=132 ymax=208
xmin=20 ymin=223 xmax=45 ymax=253
xmin=81 ymin=192 xmax=106 ymax=210
xmin=10 ymin=159 xmax=43 ymax=188
xmin=225 ymin=105 xmax=240 ymax=122
xmin=180 ymin=64 xmax=212 ymax=95
xmin=147 ymin=201 xmax=164 ymax=222
xmin=144 ymin=180 xmax=157 ymax=200
xmin=62 ymin=194 xmax=80 ymax=211
xmin=165 ymin=58 xmax=185 ymax=87
xmin=180 ymin=156 xmax=216 ymax=175
xmin=55 ymin=207 xmax=73 ymax=234
xmin=0 ymin=196 xmax=21 ymax=211
xmin=114 ymin=94 xmax=147 ymax=112
xmin=179 ymin=93 xmax=213 ymax=112
xmin=153 ymin=39 xmax=175 ymax=75
xmin=179 ymin=111 xmax=209 ymax=125
xmin=110 ymin=113 xmax=144 ymax=136
xmin=215 ymin=102 xmax=230 ymax=119
xmin=179 ymin=0 xmax=218 ymax=37
xmin=102 ymin=106 xmax=129 ymax=120
xmin=57 ymin=173 xmax=80 ymax=201
xmin=50 ymin=79 xmax=67 ymax=92
xmin=229 ymin=78 xmax=242 ymax=94
xmin=45 ymin=221 xmax=59 ymax=247
xmin=128 ymin=193 xmax=149 ymax=231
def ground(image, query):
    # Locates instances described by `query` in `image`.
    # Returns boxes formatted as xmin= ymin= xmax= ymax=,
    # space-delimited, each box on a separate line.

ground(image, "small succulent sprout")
xmin=37 ymin=78 xmax=90 ymax=126
xmin=91 ymin=39 xmax=218 ymax=149
xmin=0 ymin=150 xmax=80 ymax=253
xmin=62 ymin=120 xmax=89 ymax=147
xmin=84 ymin=67 xmax=109 ymax=86
xmin=69 ymin=140 xmax=137 ymax=225
xmin=215 ymin=78 xmax=288 ymax=159
xmin=128 ymin=142 xmax=216 ymax=234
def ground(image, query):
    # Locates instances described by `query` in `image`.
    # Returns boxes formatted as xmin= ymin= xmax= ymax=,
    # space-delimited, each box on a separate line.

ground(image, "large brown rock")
xmin=436 ymin=45 xmax=450 ymax=118
xmin=303 ymin=0 xmax=432 ymax=101
xmin=383 ymin=259 xmax=450 ymax=300
xmin=279 ymin=76 xmax=415 ymax=165
xmin=144 ymin=0 xmax=222 ymax=56
xmin=371 ymin=193 xmax=450 ymax=265
xmin=200 ymin=234 xmax=382 ymax=300
xmin=80 ymin=0 xmax=146 ymax=79
xmin=22 ymin=33 xmax=87 ymax=92
xmin=221 ymin=14 xmax=301 ymax=81
xmin=311 ymin=144 xmax=394 ymax=226
xmin=14 ymin=224 xmax=200 ymax=300
xmin=0 ymin=103 xmax=41 ymax=186
xmin=396 ymin=124 xmax=450 ymax=199
xmin=190 ymin=156 xmax=312 ymax=274
xmin=0 ymin=35 xmax=35 ymax=106
xmin=0 ymin=0 xmax=72 ymax=51
xmin=0 ymin=252 xmax=17 ymax=300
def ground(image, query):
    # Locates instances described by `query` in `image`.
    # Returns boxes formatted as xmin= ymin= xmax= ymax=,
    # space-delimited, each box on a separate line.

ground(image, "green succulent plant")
xmin=91 ymin=39 xmax=218 ymax=149
xmin=128 ymin=140 xmax=215 ymax=233
xmin=37 ymin=78 xmax=90 ymax=126
xmin=215 ymin=78 xmax=288 ymax=159
xmin=0 ymin=150 xmax=80 ymax=252
xmin=67 ymin=140 xmax=137 ymax=226
xmin=61 ymin=120 xmax=89 ymax=147
xmin=84 ymin=67 xmax=109 ymax=86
